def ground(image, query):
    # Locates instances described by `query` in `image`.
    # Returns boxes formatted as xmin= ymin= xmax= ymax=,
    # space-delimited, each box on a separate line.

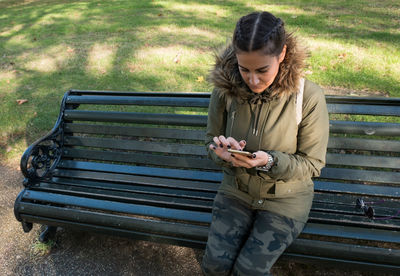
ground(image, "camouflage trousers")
xmin=201 ymin=193 xmax=305 ymax=276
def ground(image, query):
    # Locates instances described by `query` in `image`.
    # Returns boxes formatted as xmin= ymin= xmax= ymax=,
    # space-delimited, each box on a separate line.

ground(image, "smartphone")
xmin=227 ymin=149 xmax=253 ymax=157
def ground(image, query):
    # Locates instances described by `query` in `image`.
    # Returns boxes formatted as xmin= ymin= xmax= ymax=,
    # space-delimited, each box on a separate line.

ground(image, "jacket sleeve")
xmin=263 ymin=84 xmax=329 ymax=180
xmin=205 ymin=88 xmax=233 ymax=168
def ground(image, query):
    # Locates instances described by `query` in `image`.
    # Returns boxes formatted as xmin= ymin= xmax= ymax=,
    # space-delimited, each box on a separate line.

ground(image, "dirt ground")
xmin=0 ymin=87 xmax=393 ymax=276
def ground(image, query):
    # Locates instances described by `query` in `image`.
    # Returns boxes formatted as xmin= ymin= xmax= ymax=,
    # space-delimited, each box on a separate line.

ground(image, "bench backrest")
xmin=54 ymin=90 xmax=399 ymax=230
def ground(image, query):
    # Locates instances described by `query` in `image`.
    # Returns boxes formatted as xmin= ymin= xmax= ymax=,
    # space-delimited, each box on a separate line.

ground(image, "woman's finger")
xmin=218 ymin=135 xmax=229 ymax=148
xmin=213 ymin=136 xmax=222 ymax=148
xmin=239 ymin=140 xmax=247 ymax=150
xmin=226 ymin=137 xmax=241 ymax=150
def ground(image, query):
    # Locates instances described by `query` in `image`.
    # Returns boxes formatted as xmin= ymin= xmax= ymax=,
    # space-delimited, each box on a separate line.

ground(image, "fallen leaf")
xmin=6 ymin=80 xmax=10 ymax=84
xmin=16 ymin=99 xmax=28 ymax=105
xmin=338 ymin=53 xmax=347 ymax=60
xmin=196 ymin=76 xmax=204 ymax=82
xmin=6 ymin=146 xmax=12 ymax=153
xmin=319 ymin=66 xmax=327 ymax=71
xmin=173 ymin=51 xmax=182 ymax=63
xmin=158 ymin=13 xmax=163 ymax=17
xmin=67 ymin=47 xmax=75 ymax=53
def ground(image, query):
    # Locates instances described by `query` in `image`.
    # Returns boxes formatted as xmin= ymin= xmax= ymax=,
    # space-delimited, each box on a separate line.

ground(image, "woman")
xmin=202 ymin=11 xmax=329 ymax=276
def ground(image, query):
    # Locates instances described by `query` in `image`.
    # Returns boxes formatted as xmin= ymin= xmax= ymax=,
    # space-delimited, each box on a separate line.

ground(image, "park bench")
xmin=14 ymin=90 xmax=400 ymax=273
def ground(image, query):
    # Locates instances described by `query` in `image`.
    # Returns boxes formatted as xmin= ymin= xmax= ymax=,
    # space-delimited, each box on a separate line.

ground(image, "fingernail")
xmin=219 ymin=143 xmax=223 ymax=148
xmin=227 ymin=145 xmax=231 ymax=149
xmin=231 ymin=154 xmax=235 ymax=157
xmin=252 ymin=154 xmax=256 ymax=158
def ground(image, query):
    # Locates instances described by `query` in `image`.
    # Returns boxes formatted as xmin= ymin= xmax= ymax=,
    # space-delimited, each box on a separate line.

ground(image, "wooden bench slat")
xmin=64 ymin=110 xmax=207 ymax=126
xmin=328 ymin=137 xmax=400 ymax=152
xmin=309 ymin=212 xmax=399 ymax=230
xmin=326 ymin=153 xmax=400 ymax=169
xmin=327 ymin=104 xmax=400 ymax=116
xmin=63 ymin=148 xmax=218 ymax=170
xmin=20 ymin=214 xmax=206 ymax=248
xmin=329 ymin=120 xmax=400 ymax=136
xmin=311 ymin=201 xmax=399 ymax=219
xmin=314 ymin=181 xmax=399 ymax=198
xmin=65 ymin=123 xmax=205 ymax=141
xmin=64 ymin=136 xmax=207 ymax=156
xmin=303 ymin=222 xmax=400 ymax=243
xmin=288 ymin=238 xmax=400 ymax=266
xmin=69 ymin=90 xmax=211 ymax=98
xmin=66 ymin=95 xmax=210 ymax=107
xmin=36 ymin=183 xmax=213 ymax=212
xmin=325 ymin=96 xmax=400 ymax=106
xmin=320 ymin=168 xmax=400 ymax=185
xmin=22 ymin=190 xmax=212 ymax=223
xmin=53 ymin=169 xmax=219 ymax=192
xmin=20 ymin=203 xmax=209 ymax=239
xmin=57 ymin=160 xmax=222 ymax=182
xmin=51 ymin=177 xmax=217 ymax=199
xmin=313 ymin=193 xmax=400 ymax=208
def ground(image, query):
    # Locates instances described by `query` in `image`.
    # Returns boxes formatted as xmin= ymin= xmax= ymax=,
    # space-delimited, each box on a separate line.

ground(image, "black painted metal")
xmin=62 ymin=148 xmax=218 ymax=170
xmin=64 ymin=110 xmax=207 ymax=126
xmin=64 ymin=123 xmax=205 ymax=140
xmin=329 ymin=120 xmax=400 ymax=136
xmin=66 ymin=95 xmax=210 ymax=107
xmin=320 ymin=167 xmax=400 ymax=184
xmin=14 ymin=91 xmax=400 ymax=271
xmin=328 ymin=137 xmax=400 ymax=152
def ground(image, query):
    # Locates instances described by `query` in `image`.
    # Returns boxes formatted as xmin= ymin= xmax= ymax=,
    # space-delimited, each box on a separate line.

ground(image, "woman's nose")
xmin=249 ymin=73 xmax=260 ymax=85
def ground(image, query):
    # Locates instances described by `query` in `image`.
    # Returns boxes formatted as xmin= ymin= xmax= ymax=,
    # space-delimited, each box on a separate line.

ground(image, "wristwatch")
xmin=256 ymin=153 xmax=274 ymax=172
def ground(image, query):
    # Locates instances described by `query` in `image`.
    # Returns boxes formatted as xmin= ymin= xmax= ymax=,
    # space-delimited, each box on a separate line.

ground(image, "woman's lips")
xmin=250 ymin=85 xmax=263 ymax=91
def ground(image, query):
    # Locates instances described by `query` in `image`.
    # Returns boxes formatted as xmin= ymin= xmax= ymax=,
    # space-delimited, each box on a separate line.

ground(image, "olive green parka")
xmin=205 ymin=39 xmax=329 ymax=222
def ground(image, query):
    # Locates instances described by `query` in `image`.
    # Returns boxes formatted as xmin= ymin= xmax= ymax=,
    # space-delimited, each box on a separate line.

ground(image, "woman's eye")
xmin=258 ymin=70 xmax=268 ymax=74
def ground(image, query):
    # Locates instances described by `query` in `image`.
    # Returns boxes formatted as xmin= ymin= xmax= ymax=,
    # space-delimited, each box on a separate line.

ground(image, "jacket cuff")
xmin=263 ymin=150 xmax=289 ymax=178
xmin=209 ymin=151 xmax=232 ymax=168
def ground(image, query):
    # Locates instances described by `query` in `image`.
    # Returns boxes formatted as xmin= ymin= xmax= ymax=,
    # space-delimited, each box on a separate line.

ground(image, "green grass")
xmin=1 ymin=0 xmax=399 ymax=159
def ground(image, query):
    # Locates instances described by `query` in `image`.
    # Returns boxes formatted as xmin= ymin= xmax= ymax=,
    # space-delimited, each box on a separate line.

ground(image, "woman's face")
xmin=236 ymin=47 xmax=286 ymax=94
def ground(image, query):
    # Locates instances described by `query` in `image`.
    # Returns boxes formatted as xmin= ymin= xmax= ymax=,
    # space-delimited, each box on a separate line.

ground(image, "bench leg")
xmin=21 ymin=221 xmax=33 ymax=233
xmin=39 ymin=226 xmax=58 ymax=243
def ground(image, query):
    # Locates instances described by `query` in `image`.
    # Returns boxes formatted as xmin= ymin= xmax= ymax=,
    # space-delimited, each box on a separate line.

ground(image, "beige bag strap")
xmin=225 ymin=95 xmax=232 ymax=113
xmin=296 ymin=78 xmax=305 ymax=125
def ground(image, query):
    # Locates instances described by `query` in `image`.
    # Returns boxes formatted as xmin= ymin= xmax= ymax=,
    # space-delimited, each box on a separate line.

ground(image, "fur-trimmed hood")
xmin=208 ymin=35 xmax=307 ymax=101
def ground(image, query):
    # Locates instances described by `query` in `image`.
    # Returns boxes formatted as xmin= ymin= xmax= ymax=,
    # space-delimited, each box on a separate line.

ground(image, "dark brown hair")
xmin=233 ymin=11 xmax=286 ymax=57
xmin=231 ymin=11 xmax=306 ymax=97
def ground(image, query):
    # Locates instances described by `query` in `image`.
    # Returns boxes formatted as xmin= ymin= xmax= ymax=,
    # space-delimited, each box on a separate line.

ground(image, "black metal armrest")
xmin=20 ymin=127 xmax=63 ymax=184
xmin=20 ymin=92 xmax=70 ymax=185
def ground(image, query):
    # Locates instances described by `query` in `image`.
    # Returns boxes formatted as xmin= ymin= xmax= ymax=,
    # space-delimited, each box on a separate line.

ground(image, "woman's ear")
xmin=278 ymin=45 xmax=287 ymax=63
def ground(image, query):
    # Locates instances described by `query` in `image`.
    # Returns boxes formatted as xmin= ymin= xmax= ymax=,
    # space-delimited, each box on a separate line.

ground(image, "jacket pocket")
xmin=274 ymin=179 xmax=314 ymax=197
xmin=236 ymin=171 xmax=275 ymax=199
xmin=235 ymin=172 xmax=250 ymax=193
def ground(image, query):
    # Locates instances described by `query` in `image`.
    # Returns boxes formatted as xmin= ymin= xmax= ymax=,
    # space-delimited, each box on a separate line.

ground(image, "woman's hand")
xmin=230 ymin=150 xmax=271 ymax=169
xmin=209 ymin=136 xmax=246 ymax=163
